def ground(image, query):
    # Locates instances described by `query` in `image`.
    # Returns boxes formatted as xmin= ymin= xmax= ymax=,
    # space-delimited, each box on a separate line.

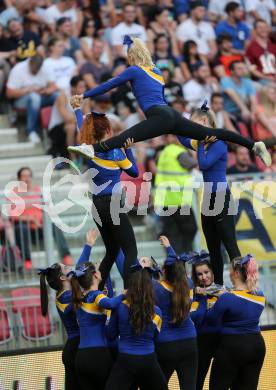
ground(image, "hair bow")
xmin=151 ymin=256 xmax=163 ymax=276
xmin=90 ymin=111 xmax=106 ymax=117
xmin=66 ymin=269 xmax=87 ymax=278
xmin=37 ymin=264 xmax=58 ymax=275
xmin=130 ymin=261 xmax=158 ymax=275
xmin=200 ymin=99 xmax=209 ymax=112
xmin=240 ymin=254 xmax=254 ymax=265
xmin=123 ymin=35 xmax=133 ymax=49
xmin=165 ymin=252 xmax=191 ymax=267
xmin=189 ymin=250 xmax=210 ymax=265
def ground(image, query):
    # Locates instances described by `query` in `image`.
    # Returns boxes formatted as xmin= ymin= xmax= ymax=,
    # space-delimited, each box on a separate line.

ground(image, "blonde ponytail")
xmin=128 ymin=38 xmax=154 ymax=68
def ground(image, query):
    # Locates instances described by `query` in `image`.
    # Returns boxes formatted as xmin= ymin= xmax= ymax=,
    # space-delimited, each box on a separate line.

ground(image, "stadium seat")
xmin=237 ymin=122 xmax=250 ymax=139
xmin=11 ymin=288 xmax=52 ymax=341
xmin=0 ymin=295 xmax=12 ymax=344
xmin=40 ymin=107 xmax=52 ymax=130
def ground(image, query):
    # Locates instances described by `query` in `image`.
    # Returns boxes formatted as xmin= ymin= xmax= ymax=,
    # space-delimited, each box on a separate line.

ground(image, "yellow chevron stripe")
xmin=231 ymin=290 xmax=266 ymax=306
xmin=92 ymin=156 xmax=120 ymax=170
xmin=122 ymin=299 xmax=130 ymax=307
xmin=139 ymin=66 xmax=165 ymax=85
xmin=94 ymin=293 xmax=106 ymax=306
xmin=159 ymin=280 xmax=173 ymax=292
xmin=81 ymin=302 xmax=106 ymax=315
xmin=190 ymin=301 xmax=199 ymax=312
xmin=152 ymin=313 xmax=162 ymax=332
xmin=55 ymin=300 xmax=68 ymax=313
xmin=117 ymin=158 xmax=132 ymax=170
xmin=190 ymin=140 xmax=208 ymax=151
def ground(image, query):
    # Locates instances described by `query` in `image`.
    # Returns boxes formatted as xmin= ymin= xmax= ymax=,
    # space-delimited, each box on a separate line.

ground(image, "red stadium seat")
xmin=40 ymin=106 xmax=52 ymax=130
xmin=11 ymin=288 xmax=52 ymax=340
xmin=237 ymin=122 xmax=250 ymax=139
xmin=0 ymin=296 xmax=12 ymax=344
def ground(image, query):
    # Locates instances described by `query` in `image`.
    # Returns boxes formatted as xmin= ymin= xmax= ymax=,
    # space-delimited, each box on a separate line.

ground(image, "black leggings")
xmin=92 ymin=195 xmax=137 ymax=289
xmin=105 ymin=352 xmax=168 ymax=390
xmin=75 ymin=347 xmax=113 ymax=390
xmin=196 ymin=333 xmax=218 ymax=390
xmin=209 ymin=334 xmax=266 ymax=390
xmin=156 ymin=338 xmax=198 ymax=390
xmin=94 ymin=106 xmax=254 ymax=152
xmin=62 ymin=337 xmax=80 ymax=390
xmin=201 ymin=191 xmax=241 ymax=285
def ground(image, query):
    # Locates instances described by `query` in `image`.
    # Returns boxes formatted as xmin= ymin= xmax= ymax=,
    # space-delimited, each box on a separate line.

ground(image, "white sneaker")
xmin=253 ymin=141 xmax=272 ymax=166
xmin=68 ymin=143 xmax=94 ymax=159
xmin=28 ymin=132 xmax=41 ymax=144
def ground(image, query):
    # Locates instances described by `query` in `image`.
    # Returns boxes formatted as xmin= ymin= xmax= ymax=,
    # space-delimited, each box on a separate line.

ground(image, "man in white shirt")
xmin=176 ymin=1 xmax=217 ymax=60
xmin=111 ymin=2 xmax=147 ymax=58
xmin=183 ymin=63 xmax=219 ymax=108
xmin=6 ymin=56 xmax=58 ymax=144
xmin=44 ymin=37 xmax=77 ymax=94
xmin=244 ymin=0 xmax=276 ymax=27
xmin=44 ymin=0 xmax=80 ymax=35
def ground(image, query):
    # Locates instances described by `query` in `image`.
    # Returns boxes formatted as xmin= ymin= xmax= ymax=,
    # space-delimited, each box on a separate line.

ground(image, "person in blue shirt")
xmin=105 ymin=263 xmax=168 ymax=390
xmin=178 ymin=101 xmax=241 ymax=285
xmin=38 ymin=229 xmax=95 ymax=390
xmin=190 ymin=252 xmax=221 ymax=390
xmin=68 ymin=35 xmax=271 ymax=167
xmin=215 ymin=2 xmax=250 ymax=53
xmin=71 ymin=100 xmax=139 ymax=289
xmin=205 ymin=254 xmax=266 ymax=390
xmin=153 ymin=235 xmax=201 ymax=390
xmin=70 ymin=261 xmax=124 ymax=390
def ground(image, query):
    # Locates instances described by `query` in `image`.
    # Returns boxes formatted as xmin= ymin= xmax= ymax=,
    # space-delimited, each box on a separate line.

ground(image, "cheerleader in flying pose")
xmin=205 ymin=254 xmax=266 ymax=390
xmin=68 ymin=35 xmax=271 ymax=167
xmin=38 ymin=229 xmax=98 ymax=390
xmin=71 ymin=99 xmax=139 ymax=289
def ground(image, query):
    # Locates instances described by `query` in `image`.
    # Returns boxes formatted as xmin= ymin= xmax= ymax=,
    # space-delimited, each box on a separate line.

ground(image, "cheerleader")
xmin=38 ymin=230 xmax=98 ymax=390
xmin=206 ymin=254 xmax=266 ymax=390
xmin=68 ymin=36 xmax=271 ymax=167
xmin=105 ymin=263 xmax=168 ymax=390
xmin=190 ymin=252 xmax=221 ymax=390
xmin=70 ymin=263 xmax=125 ymax=390
xmin=153 ymin=236 xmax=203 ymax=390
xmin=178 ymin=101 xmax=241 ymax=285
xmin=71 ymin=100 xmax=139 ymax=289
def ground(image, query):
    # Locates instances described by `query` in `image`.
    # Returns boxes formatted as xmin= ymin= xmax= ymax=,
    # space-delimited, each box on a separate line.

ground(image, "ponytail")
xmin=232 ymin=255 xmax=259 ymax=292
xmin=40 ymin=274 xmax=49 ymax=317
xmin=164 ymin=261 xmax=191 ymax=324
xmin=71 ymin=277 xmax=84 ymax=311
xmin=80 ymin=113 xmax=111 ymax=144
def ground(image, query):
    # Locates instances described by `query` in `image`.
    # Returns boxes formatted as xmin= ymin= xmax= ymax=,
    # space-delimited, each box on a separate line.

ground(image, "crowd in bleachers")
xmin=0 ymin=0 xmax=275 ymax=170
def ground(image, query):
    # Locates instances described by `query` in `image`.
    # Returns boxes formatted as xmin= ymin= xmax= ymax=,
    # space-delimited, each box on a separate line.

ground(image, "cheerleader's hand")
xmin=159 ymin=235 xmax=171 ymax=248
xmin=70 ymin=94 xmax=84 ymax=109
xmin=86 ymin=228 xmax=99 ymax=246
xmin=204 ymin=136 xmax=217 ymax=144
xmin=123 ymin=138 xmax=134 ymax=149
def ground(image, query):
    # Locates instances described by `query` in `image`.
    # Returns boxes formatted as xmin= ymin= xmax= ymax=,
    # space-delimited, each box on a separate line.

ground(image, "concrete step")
xmin=0 ymin=114 xmax=11 ymax=129
xmin=0 ymin=141 xmax=45 ymax=158
xmin=0 ymin=128 xmax=18 ymax=143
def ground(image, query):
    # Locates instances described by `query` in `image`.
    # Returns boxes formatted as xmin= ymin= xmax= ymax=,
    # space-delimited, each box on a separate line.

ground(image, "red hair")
xmin=79 ymin=114 xmax=111 ymax=144
xmin=232 ymin=256 xmax=258 ymax=292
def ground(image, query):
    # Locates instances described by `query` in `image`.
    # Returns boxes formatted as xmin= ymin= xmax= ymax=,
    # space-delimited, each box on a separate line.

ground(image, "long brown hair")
xmin=164 ymin=261 xmax=191 ymax=324
xmin=40 ymin=264 xmax=63 ymax=317
xmin=79 ymin=113 xmax=111 ymax=144
xmin=71 ymin=262 xmax=96 ymax=311
xmin=127 ymin=269 xmax=155 ymax=334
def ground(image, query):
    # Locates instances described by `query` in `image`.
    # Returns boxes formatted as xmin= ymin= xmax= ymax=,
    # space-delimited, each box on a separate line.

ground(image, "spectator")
xmin=0 ymin=24 xmax=16 ymax=97
xmin=116 ymin=102 xmax=141 ymax=129
xmin=220 ymin=60 xmax=256 ymax=122
xmin=56 ymin=16 xmax=84 ymax=64
xmin=147 ymin=7 xmax=178 ymax=56
xmin=80 ymin=18 xmax=112 ymax=65
xmin=183 ymin=63 xmax=219 ymax=108
xmin=244 ymin=0 xmax=276 ymax=26
xmin=160 ymin=65 xmax=184 ymax=105
xmin=152 ymin=34 xmax=183 ymax=83
xmin=208 ymin=0 xmax=241 ymax=24
xmin=227 ymin=146 xmax=260 ymax=173
xmin=154 ymin=134 xmax=197 ymax=253
xmin=176 ymin=1 xmax=217 ymax=60
xmin=6 ymin=55 xmax=58 ymax=144
xmin=79 ymin=38 xmax=111 ymax=89
xmin=255 ymin=83 xmax=276 ymax=140
xmin=180 ymin=40 xmax=207 ymax=81
xmin=44 ymin=37 xmax=77 ymax=94
xmin=2 ymin=18 xmax=43 ymax=62
xmin=210 ymin=92 xmax=238 ymax=132
xmin=111 ymin=2 xmax=147 ymax=58
xmin=215 ymin=2 xmax=250 ymax=55
xmin=213 ymin=33 xmax=243 ymax=78
xmin=48 ymin=75 xmax=90 ymax=160
xmin=172 ymin=98 xmax=190 ymax=118
xmin=11 ymin=167 xmax=72 ymax=269
xmin=0 ymin=0 xmax=27 ymax=27
xmin=44 ymin=0 xmax=82 ymax=36
xmin=246 ymin=19 xmax=276 ymax=84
